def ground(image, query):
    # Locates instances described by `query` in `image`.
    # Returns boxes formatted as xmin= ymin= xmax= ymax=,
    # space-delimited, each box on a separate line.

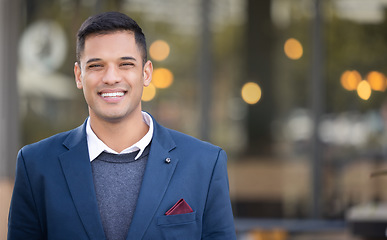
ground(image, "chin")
xmin=101 ymin=115 xmax=127 ymax=123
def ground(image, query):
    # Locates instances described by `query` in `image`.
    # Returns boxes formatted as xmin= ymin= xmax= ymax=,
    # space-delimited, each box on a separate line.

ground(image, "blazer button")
xmin=165 ymin=158 xmax=171 ymax=164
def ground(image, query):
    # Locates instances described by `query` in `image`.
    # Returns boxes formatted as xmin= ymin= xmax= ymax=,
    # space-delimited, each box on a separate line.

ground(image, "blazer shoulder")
xmin=166 ymin=128 xmax=224 ymax=156
xmin=20 ymin=125 xmax=83 ymax=158
xmin=151 ymin=114 xmax=223 ymax=155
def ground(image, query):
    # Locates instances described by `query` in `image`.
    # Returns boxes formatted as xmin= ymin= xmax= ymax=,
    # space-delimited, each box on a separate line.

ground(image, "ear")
xmin=74 ymin=62 xmax=83 ymax=89
xmin=143 ymin=60 xmax=153 ymax=87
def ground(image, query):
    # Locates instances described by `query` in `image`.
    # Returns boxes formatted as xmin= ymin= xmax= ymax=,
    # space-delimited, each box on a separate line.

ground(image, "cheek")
xmin=126 ymin=72 xmax=144 ymax=87
xmin=81 ymin=74 xmax=97 ymax=90
xmin=79 ymin=79 xmax=93 ymax=98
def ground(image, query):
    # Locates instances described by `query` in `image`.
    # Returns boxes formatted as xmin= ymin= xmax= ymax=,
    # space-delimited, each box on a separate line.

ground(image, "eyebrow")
xmin=121 ymin=56 xmax=137 ymax=62
xmin=86 ymin=58 xmax=102 ymax=64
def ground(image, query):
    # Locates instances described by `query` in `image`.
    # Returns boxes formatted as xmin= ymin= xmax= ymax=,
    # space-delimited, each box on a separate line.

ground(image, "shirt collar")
xmin=86 ymin=111 xmax=153 ymax=162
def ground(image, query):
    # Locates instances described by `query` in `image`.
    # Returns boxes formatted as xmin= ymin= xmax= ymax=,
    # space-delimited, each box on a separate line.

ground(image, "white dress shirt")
xmin=86 ymin=111 xmax=154 ymax=162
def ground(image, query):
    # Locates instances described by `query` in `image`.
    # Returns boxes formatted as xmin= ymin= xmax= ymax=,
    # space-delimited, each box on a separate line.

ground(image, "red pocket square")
xmin=165 ymin=199 xmax=193 ymax=215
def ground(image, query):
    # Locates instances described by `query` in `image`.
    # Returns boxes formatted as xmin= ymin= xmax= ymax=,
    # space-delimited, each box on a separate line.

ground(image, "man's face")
xmin=74 ymin=31 xmax=152 ymax=123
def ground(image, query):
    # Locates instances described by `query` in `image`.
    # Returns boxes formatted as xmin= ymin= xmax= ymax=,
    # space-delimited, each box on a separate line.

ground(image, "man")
xmin=8 ymin=12 xmax=236 ymax=240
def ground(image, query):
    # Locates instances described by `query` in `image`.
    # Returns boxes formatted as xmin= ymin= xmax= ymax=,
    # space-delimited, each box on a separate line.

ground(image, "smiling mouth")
xmin=100 ymin=92 xmax=126 ymax=98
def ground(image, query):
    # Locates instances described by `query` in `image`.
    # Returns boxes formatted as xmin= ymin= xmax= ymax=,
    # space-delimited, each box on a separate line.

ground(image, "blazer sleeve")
xmin=8 ymin=149 xmax=44 ymax=240
xmin=201 ymin=149 xmax=236 ymax=240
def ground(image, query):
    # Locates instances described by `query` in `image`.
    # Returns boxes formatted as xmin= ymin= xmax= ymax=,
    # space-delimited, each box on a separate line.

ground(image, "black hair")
xmin=76 ymin=12 xmax=147 ymax=65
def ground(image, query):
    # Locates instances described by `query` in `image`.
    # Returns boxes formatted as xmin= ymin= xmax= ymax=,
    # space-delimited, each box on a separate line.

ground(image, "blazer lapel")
xmin=126 ymin=119 xmax=179 ymax=240
xmin=58 ymin=123 xmax=106 ymax=240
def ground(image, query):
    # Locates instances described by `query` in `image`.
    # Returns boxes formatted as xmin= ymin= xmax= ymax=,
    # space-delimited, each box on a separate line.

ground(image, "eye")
xmin=87 ymin=64 xmax=103 ymax=70
xmin=120 ymin=62 xmax=135 ymax=67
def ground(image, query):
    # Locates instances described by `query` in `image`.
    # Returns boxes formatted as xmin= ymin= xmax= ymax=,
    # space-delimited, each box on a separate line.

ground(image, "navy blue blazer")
xmin=8 ymin=117 xmax=236 ymax=240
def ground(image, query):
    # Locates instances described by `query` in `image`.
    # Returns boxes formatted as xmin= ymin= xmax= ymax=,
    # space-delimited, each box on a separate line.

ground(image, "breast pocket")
xmin=156 ymin=212 xmax=200 ymax=239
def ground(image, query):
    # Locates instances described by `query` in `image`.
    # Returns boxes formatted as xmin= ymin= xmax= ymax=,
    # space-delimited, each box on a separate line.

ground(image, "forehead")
xmin=82 ymin=31 xmax=140 ymax=60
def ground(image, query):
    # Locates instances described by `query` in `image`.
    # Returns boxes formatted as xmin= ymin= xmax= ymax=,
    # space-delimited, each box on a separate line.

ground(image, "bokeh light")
xmin=340 ymin=70 xmax=362 ymax=91
xmin=284 ymin=38 xmax=303 ymax=60
xmin=366 ymin=71 xmax=386 ymax=91
xmin=241 ymin=82 xmax=262 ymax=104
xmin=149 ymin=40 xmax=170 ymax=61
xmin=152 ymin=68 xmax=174 ymax=89
xmin=142 ymin=83 xmax=156 ymax=101
xmin=357 ymin=80 xmax=371 ymax=100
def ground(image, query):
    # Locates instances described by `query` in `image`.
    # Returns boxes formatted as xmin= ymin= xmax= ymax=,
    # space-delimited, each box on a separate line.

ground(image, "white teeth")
xmin=101 ymin=92 xmax=125 ymax=98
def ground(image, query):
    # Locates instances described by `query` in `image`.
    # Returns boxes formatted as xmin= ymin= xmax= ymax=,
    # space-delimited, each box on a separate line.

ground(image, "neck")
xmin=89 ymin=111 xmax=149 ymax=153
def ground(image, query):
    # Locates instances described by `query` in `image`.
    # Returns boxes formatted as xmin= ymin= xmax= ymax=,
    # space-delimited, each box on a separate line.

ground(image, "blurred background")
xmin=2 ymin=0 xmax=387 ymax=239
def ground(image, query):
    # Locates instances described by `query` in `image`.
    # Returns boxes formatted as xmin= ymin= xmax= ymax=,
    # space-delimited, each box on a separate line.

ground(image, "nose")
xmin=102 ymin=65 xmax=122 ymax=85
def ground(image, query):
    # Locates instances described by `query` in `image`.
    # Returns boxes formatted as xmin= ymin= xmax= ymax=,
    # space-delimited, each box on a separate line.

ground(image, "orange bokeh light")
xmin=284 ymin=38 xmax=303 ymax=60
xmin=149 ymin=40 xmax=170 ymax=62
xmin=142 ymin=83 xmax=156 ymax=101
xmin=367 ymin=71 xmax=386 ymax=91
xmin=241 ymin=82 xmax=262 ymax=104
xmin=357 ymin=80 xmax=371 ymax=100
xmin=152 ymin=68 xmax=174 ymax=89
xmin=340 ymin=70 xmax=362 ymax=91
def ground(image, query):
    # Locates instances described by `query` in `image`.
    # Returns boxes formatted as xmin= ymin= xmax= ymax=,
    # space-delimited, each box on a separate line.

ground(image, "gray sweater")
xmin=91 ymin=145 xmax=150 ymax=240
